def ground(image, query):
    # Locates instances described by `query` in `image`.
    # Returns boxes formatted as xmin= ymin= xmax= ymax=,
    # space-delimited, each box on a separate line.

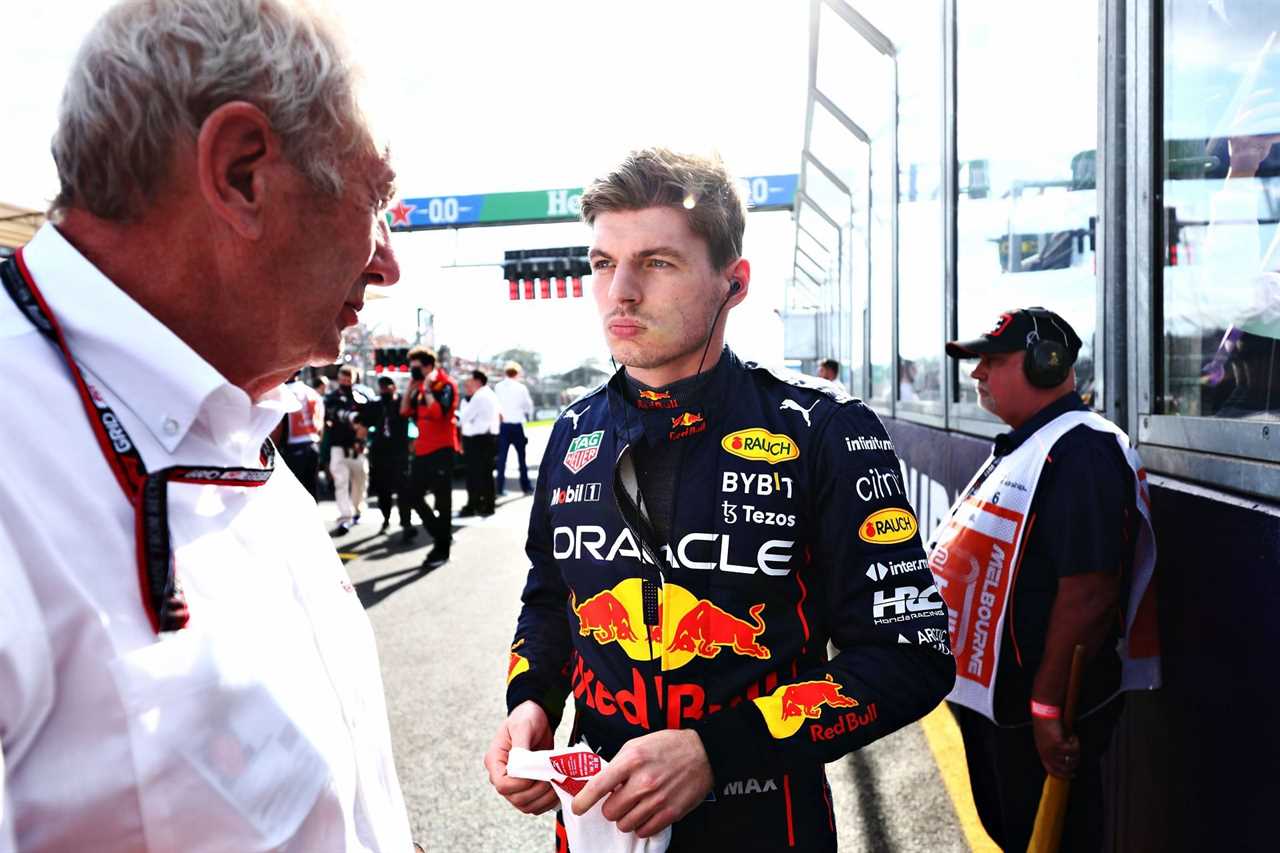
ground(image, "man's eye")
xmin=593 ymin=259 xmax=614 ymax=271
xmin=648 ymin=259 xmax=672 ymax=269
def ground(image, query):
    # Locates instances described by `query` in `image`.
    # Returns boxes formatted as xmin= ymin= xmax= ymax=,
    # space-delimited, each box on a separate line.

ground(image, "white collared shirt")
xmin=493 ymin=377 xmax=534 ymax=423
xmin=0 ymin=225 xmax=413 ymax=852
xmin=459 ymin=384 xmax=501 ymax=436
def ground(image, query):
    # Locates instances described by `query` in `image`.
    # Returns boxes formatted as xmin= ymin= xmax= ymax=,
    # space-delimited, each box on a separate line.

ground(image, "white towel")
xmin=506 ymin=746 xmax=672 ymax=853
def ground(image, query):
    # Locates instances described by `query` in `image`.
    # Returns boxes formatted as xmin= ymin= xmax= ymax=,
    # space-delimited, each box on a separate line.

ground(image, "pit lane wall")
xmin=882 ymin=415 xmax=1280 ymax=852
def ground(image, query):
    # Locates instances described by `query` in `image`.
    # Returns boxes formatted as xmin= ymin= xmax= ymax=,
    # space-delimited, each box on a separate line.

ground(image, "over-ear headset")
xmin=1022 ymin=307 xmax=1072 ymax=388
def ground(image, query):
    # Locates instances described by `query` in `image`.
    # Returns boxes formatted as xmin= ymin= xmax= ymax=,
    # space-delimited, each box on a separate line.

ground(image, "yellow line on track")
xmin=918 ymin=703 xmax=1000 ymax=853
xmin=337 ymin=552 xmax=359 ymax=563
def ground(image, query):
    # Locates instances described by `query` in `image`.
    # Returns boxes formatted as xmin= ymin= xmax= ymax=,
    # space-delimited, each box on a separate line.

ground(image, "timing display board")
xmin=387 ymin=174 xmax=798 ymax=232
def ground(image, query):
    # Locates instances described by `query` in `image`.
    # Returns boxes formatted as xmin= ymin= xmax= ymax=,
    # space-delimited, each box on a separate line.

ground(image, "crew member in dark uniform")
xmin=368 ymin=375 xmax=412 ymax=536
xmin=936 ymin=307 xmax=1159 ymax=852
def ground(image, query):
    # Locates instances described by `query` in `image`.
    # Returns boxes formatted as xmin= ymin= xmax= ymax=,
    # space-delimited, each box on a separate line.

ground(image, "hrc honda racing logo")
xmin=872 ymin=584 xmax=945 ymax=625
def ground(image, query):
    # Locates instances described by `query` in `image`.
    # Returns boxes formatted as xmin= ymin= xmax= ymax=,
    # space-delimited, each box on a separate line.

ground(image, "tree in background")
xmin=492 ymin=347 xmax=541 ymax=377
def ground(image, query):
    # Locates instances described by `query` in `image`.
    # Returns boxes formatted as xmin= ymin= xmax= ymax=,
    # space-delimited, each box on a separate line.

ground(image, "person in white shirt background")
xmin=493 ymin=360 xmax=536 ymax=495
xmin=0 ymin=0 xmax=417 ymax=851
xmin=459 ymin=369 xmax=502 ymax=517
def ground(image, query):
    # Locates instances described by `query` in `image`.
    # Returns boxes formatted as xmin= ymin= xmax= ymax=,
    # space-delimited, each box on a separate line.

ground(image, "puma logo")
xmin=563 ymin=405 xmax=590 ymax=430
xmin=779 ymin=399 xmax=819 ymax=427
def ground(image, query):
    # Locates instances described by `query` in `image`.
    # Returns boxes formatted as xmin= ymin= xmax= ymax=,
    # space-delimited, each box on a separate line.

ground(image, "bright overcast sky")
xmin=1 ymin=0 xmax=810 ymax=375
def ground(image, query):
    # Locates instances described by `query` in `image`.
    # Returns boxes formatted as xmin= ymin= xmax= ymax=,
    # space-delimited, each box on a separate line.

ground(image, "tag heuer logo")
xmin=563 ymin=430 xmax=604 ymax=474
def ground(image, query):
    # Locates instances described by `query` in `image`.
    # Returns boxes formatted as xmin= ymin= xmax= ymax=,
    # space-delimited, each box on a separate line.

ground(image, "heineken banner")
xmin=387 ymin=174 xmax=799 ymax=232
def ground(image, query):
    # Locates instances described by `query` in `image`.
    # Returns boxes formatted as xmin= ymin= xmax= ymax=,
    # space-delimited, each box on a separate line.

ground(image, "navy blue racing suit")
xmin=506 ymin=350 xmax=955 ymax=852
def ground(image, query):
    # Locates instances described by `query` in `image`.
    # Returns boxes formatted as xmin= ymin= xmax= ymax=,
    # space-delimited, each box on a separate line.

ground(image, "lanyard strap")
xmin=1 ymin=251 xmax=274 ymax=633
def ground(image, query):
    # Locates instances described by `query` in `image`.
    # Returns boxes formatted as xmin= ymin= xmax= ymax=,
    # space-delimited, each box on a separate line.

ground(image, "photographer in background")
xmin=401 ymin=347 xmax=460 ymax=568
xmin=326 ymin=364 xmax=373 ymax=536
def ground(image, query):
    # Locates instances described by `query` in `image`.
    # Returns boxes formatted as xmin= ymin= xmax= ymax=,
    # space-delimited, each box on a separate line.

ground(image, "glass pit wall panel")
xmin=952 ymin=0 xmax=1101 ymax=421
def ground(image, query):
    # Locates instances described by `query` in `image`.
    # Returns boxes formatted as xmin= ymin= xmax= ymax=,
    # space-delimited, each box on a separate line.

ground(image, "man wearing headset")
xmin=936 ymin=308 xmax=1159 ymax=852
xmin=484 ymin=148 xmax=955 ymax=850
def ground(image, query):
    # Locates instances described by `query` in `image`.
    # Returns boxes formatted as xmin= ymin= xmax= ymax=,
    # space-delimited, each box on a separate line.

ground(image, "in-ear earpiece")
xmin=728 ymin=279 xmax=742 ymax=294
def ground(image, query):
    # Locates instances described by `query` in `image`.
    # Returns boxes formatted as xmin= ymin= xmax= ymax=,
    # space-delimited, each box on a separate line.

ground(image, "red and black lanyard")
xmin=1 ymin=251 xmax=274 ymax=633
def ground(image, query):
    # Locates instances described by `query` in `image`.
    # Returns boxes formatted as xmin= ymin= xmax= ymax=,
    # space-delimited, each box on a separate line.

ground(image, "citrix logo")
xmin=855 ymin=467 xmax=903 ymax=501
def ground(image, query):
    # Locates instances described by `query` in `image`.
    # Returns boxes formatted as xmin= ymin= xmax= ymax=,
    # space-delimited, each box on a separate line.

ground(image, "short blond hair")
xmin=580 ymin=147 xmax=747 ymax=270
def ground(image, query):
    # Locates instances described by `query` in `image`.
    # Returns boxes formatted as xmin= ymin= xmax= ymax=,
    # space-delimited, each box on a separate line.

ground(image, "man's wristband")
xmin=1030 ymin=700 xmax=1062 ymax=720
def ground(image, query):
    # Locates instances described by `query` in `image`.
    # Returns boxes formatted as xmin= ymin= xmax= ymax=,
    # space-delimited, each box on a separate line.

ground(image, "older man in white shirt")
xmin=458 ymin=369 xmax=502 ymax=517
xmin=0 ymin=1 xmax=416 ymax=850
xmin=493 ymin=361 xmax=536 ymax=495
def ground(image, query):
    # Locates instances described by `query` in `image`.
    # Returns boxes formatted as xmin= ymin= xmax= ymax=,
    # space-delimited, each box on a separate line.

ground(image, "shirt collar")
xmin=20 ymin=223 xmax=278 ymax=454
xmin=993 ymin=391 xmax=1087 ymax=456
xmin=610 ymin=346 xmax=734 ymax=446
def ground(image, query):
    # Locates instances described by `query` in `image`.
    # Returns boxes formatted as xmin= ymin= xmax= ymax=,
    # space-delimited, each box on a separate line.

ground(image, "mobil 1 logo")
xmin=551 ymin=482 xmax=601 ymax=507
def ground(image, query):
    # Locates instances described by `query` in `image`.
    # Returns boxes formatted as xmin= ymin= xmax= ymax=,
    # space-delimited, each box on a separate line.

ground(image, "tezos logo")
xmin=857 ymin=508 xmax=918 ymax=544
xmin=721 ymin=428 xmax=798 ymax=465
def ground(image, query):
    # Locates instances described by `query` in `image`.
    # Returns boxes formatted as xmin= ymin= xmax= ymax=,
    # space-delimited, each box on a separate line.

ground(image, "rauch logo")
xmin=857 ymin=508 xmax=919 ymax=544
xmin=720 ymin=428 xmax=799 ymax=465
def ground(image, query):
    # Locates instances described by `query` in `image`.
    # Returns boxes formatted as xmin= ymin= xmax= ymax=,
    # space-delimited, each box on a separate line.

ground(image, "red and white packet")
xmin=506 ymin=745 xmax=672 ymax=853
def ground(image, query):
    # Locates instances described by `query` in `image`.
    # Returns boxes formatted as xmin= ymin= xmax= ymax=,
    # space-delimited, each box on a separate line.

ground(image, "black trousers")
xmin=463 ymin=433 xmax=498 ymax=514
xmin=408 ymin=448 xmax=454 ymax=549
xmin=369 ymin=450 xmax=410 ymax=526
xmin=950 ymin=698 xmax=1122 ymax=852
xmin=282 ymin=442 xmax=320 ymax=500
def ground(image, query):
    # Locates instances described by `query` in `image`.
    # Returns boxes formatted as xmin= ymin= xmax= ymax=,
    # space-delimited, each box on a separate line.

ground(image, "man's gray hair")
xmin=50 ymin=0 xmax=368 ymax=221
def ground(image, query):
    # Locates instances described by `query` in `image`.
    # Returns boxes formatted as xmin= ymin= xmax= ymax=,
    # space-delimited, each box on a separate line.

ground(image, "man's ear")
xmin=726 ymin=258 xmax=751 ymax=301
xmin=196 ymin=101 xmax=281 ymax=240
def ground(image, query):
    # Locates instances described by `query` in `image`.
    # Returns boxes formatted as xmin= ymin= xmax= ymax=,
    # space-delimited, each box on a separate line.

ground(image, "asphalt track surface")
xmin=326 ymin=424 xmax=996 ymax=852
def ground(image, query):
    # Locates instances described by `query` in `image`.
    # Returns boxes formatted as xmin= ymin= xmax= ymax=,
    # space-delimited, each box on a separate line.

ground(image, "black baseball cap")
xmin=946 ymin=307 xmax=1082 ymax=360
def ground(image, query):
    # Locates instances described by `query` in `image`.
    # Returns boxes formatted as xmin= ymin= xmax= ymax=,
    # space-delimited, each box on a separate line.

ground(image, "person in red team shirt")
xmin=401 ymin=346 xmax=460 ymax=569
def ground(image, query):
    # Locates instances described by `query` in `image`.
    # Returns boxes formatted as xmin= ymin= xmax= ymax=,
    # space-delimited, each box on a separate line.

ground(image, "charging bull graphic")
xmin=753 ymin=674 xmax=864 ymax=739
xmin=666 ymin=600 xmax=770 ymax=660
xmin=637 ymin=389 xmax=679 ymax=409
xmin=670 ymin=412 xmax=704 ymax=429
xmin=572 ymin=589 xmax=638 ymax=644
xmin=779 ymin=674 xmax=859 ymax=720
xmin=568 ymin=580 xmax=771 ymax=670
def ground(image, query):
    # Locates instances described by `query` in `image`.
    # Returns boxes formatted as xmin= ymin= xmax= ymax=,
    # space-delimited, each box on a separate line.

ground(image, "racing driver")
xmin=484 ymin=148 xmax=955 ymax=851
